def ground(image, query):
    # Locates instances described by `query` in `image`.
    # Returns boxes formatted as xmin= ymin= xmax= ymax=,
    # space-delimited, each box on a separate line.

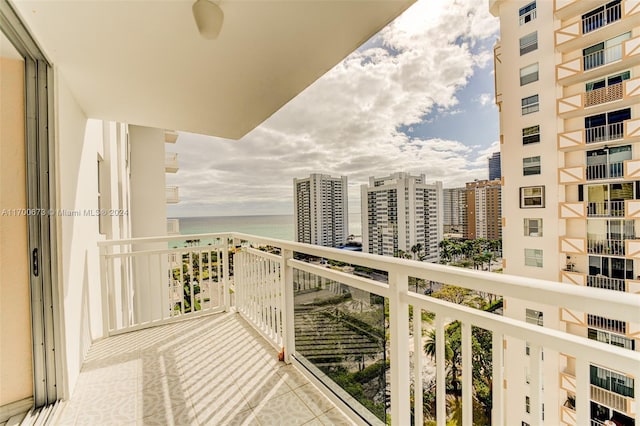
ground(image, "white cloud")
xmin=168 ymin=0 xmax=499 ymax=217
xmin=478 ymin=93 xmax=493 ymax=106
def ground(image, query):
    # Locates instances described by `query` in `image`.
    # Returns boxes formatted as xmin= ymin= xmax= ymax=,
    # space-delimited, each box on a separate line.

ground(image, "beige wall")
xmin=0 ymin=57 xmax=33 ymax=406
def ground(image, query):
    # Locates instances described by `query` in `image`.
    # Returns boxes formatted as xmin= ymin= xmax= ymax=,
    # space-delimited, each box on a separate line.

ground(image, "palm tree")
xmin=411 ymin=243 xmax=424 ymax=260
xmin=423 ymin=328 xmax=454 ymax=364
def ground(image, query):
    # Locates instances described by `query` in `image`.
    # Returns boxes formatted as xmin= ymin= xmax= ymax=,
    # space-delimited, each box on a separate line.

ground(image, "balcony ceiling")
xmin=11 ymin=0 xmax=414 ymax=139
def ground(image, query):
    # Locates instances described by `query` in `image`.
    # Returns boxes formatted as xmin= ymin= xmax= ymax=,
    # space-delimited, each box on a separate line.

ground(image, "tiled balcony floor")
xmin=57 ymin=312 xmax=355 ymax=426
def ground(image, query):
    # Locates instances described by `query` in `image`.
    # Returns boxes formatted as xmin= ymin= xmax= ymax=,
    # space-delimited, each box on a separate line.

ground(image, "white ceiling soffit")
xmin=12 ymin=0 xmax=414 ymax=139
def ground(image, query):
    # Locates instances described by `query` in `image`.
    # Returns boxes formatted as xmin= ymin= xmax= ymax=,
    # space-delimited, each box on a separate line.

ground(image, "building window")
xmin=526 ymin=308 xmax=544 ymax=325
xmin=523 ymin=156 xmax=541 ymax=176
xmin=590 ymin=365 xmax=634 ymax=398
xmin=520 ymin=32 xmax=538 ymax=55
xmin=521 ymin=95 xmax=539 ymax=115
xmin=520 ymin=186 xmax=544 ymax=208
xmin=525 ymin=396 xmax=530 ymax=413
xmin=524 ymin=249 xmax=543 ymax=268
xmin=522 ymin=125 xmax=540 ymax=145
xmin=524 ymin=218 xmax=542 ymax=236
xmin=520 ymin=63 xmax=539 ymax=86
xmin=519 ymin=2 xmax=536 ymax=25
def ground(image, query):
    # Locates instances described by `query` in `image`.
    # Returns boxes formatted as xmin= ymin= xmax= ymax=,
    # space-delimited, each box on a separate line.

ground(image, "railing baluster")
xmin=529 ymin=343 xmax=542 ymax=426
xmin=223 ymin=242 xmax=230 ymax=311
xmin=413 ymin=305 xmax=424 ymax=426
xmin=189 ymin=251 xmax=194 ymax=315
xmin=389 ymin=270 xmax=410 ymax=425
xmin=282 ymin=249 xmax=295 ymax=363
xmin=198 ymin=251 xmax=203 ymax=312
xmin=435 ymin=315 xmax=446 ymax=426
xmin=575 ymin=357 xmax=589 ymax=426
xmin=491 ymin=331 xmax=504 ymax=426
xmin=461 ymin=321 xmax=472 ymax=426
xmin=179 ymin=253 xmax=184 ymax=315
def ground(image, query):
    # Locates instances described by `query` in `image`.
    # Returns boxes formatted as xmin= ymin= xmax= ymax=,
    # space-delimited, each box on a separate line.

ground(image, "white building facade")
xmin=293 ymin=174 xmax=349 ymax=247
xmin=490 ymin=0 xmax=639 ymax=425
xmin=361 ymin=173 xmax=443 ymax=261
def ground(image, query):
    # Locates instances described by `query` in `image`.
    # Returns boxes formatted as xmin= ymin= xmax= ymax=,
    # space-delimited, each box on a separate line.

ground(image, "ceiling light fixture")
xmin=192 ymin=0 xmax=224 ymax=40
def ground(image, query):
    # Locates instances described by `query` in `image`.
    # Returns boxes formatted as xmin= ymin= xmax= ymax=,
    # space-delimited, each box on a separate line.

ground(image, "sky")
xmin=167 ymin=0 xmax=501 ymax=218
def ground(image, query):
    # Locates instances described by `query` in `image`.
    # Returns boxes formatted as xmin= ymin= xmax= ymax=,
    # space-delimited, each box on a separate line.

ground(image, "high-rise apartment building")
xmin=443 ymin=187 xmax=467 ymax=236
xmin=361 ymin=173 xmax=443 ymax=261
xmin=465 ymin=179 xmax=502 ymax=240
xmin=293 ymin=174 xmax=349 ymax=247
xmin=490 ymin=1 xmax=638 ymax=425
xmin=489 ymin=151 xmax=502 ymax=180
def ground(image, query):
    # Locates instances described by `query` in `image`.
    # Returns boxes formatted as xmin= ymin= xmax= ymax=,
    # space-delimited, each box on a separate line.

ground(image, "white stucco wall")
xmin=54 ymin=72 xmax=104 ymax=397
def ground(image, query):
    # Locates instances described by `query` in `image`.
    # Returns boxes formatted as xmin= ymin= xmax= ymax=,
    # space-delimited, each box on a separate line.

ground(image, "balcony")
xmin=166 ymin=218 xmax=180 ymax=235
xmin=587 ymin=201 xmax=626 ymax=217
xmin=164 ymin=130 xmax=178 ymax=144
xmin=591 ymin=385 xmax=634 ymax=415
xmin=556 ymin=35 xmax=640 ymax=85
xmin=91 ymin=232 xmax=639 ymax=425
xmin=165 ymin=152 xmax=178 ymax=173
xmin=557 ymin=77 xmax=640 ymax=119
xmin=554 ymin=0 xmax=618 ymax=21
xmin=587 ymin=237 xmax=629 ymax=256
xmin=558 ymin=117 xmax=640 ymax=151
xmin=586 ymin=161 xmax=625 ymax=181
xmin=54 ymin=312 xmax=354 ymax=425
xmin=587 ymin=275 xmax=627 ymax=292
xmin=165 ymin=185 xmax=179 ymax=204
xmin=555 ymin=0 xmax=639 ymax=53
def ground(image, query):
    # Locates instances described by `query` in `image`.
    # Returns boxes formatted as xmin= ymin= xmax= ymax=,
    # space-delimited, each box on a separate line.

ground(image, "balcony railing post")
xmin=491 ymin=332 xmax=505 ymax=425
xmin=435 ymin=315 xmax=446 ymax=426
xmin=461 ymin=322 xmax=473 ymax=425
xmin=529 ymin=344 xmax=542 ymax=426
xmin=99 ymin=244 xmax=111 ymax=336
xmin=575 ymin=357 xmax=589 ymax=426
xmin=389 ymin=269 xmax=410 ymax=425
xmin=281 ymin=249 xmax=295 ymax=364
xmin=223 ymin=239 xmax=230 ymax=311
xmin=413 ymin=306 xmax=424 ymax=426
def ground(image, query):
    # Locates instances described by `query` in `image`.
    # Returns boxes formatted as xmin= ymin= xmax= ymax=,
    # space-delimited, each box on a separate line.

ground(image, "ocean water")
xmin=175 ymin=214 xmax=362 ymax=241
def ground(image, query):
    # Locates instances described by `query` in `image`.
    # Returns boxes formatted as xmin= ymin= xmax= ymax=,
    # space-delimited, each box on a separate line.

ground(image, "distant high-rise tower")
xmin=443 ymin=187 xmax=467 ymax=236
xmin=293 ymin=174 xmax=348 ymax=247
xmin=489 ymin=151 xmax=501 ymax=181
xmin=361 ymin=173 xmax=443 ymax=261
xmin=465 ymin=179 xmax=501 ymax=240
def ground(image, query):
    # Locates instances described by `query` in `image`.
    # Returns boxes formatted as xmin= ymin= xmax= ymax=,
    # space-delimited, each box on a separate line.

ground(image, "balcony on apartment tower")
xmin=47 ymin=232 xmax=640 ymax=425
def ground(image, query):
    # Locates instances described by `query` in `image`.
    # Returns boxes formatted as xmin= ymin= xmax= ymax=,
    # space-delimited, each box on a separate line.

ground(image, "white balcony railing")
xmin=165 ymin=185 xmax=179 ymax=203
xmin=586 ymin=122 xmax=625 ymax=144
xmin=587 ymin=201 xmax=626 ymax=217
xmin=587 ymin=237 xmax=628 ymax=256
xmin=587 ymin=275 xmax=627 ymax=292
xmin=165 ymin=152 xmax=178 ymax=173
xmin=582 ymin=3 xmax=622 ymax=35
xmin=98 ymin=233 xmax=640 ymax=425
xmin=585 ymin=161 xmax=625 ymax=181
xmin=166 ymin=218 xmax=179 ymax=234
xmin=584 ymin=43 xmax=623 ymax=71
